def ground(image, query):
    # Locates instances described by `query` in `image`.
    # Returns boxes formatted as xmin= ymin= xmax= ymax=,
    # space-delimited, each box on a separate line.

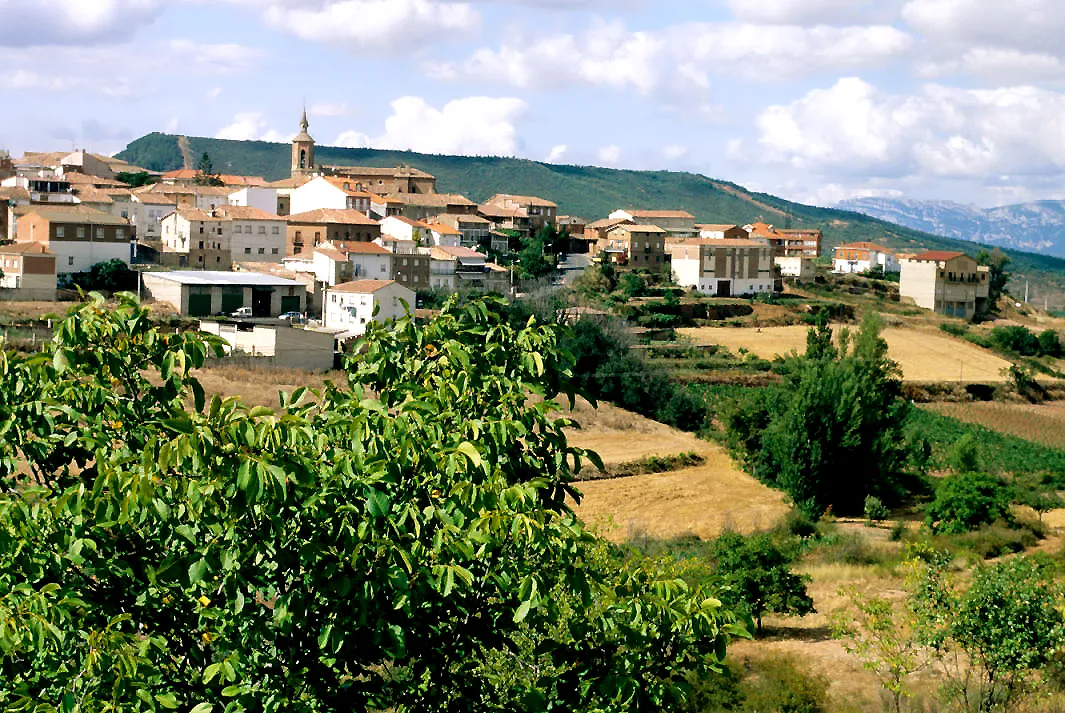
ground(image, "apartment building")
xmin=596 ymin=224 xmax=667 ymax=272
xmin=900 ymin=251 xmax=990 ymax=319
xmin=833 ymin=242 xmax=901 ymax=274
xmin=0 ymin=242 xmax=57 ymax=300
xmin=15 ymin=205 xmax=131 ymax=274
xmin=159 ymin=208 xmax=232 ymax=270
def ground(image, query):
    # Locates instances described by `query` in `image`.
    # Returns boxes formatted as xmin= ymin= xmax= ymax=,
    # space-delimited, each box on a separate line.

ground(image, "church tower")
xmin=291 ymin=107 xmax=315 ymax=178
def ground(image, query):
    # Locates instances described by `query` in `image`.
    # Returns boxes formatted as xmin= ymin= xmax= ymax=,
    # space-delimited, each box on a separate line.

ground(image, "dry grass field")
xmin=561 ymin=398 xmax=790 ymax=540
xmin=926 ymin=401 xmax=1065 ymax=449
xmin=677 ymin=325 xmax=1013 ymax=382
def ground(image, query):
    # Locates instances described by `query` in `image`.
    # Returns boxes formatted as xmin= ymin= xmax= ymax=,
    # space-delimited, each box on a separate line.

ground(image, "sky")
xmin=3 ymin=0 xmax=1065 ymax=209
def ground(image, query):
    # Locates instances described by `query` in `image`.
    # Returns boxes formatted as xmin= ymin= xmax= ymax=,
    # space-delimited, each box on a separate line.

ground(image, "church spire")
xmin=292 ymin=105 xmax=316 ymax=178
xmin=300 ymin=105 xmax=309 ymax=133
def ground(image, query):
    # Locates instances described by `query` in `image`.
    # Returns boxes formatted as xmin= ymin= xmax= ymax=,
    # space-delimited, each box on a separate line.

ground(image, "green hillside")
xmin=118 ymin=133 xmax=1065 ymax=301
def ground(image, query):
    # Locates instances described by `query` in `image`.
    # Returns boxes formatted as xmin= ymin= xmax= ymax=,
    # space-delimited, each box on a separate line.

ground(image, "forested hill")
xmin=117 ymin=132 xmax=1065 ymax=298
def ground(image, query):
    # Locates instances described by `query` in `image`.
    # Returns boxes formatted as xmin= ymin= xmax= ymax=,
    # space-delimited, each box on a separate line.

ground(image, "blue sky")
xmin=3 ymin=0 xmax=1065 ymax=208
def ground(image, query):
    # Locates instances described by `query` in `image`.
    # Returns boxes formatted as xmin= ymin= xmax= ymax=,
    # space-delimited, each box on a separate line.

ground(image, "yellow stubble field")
xmin=677 ymin=325 xmax=1014 ymax=382
xmin=562 ymin=398 xmax=790 ymax=541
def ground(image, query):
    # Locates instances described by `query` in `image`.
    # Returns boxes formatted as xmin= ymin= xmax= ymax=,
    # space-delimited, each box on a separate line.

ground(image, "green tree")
xmin=116 ymin=171 xmax=157 ymax=188
xmin=925 ymin=471 xmax=1014 ymax=534
xmin=733 ymin=312 xmax=910 ymax=518
xmin=709 ymin=531 xmax=814 ymax=635
xmin=517 ymin=224 xmax=560 ymax=280
xmin=617 ymin=271 xmax=649 ymax=299
xmin=948 ymin=433 xmax=982 ymax=473
xmin=911 ymin=556 xmax=1065 ymax=713
xmin=194 ymin=152 xmax=224 ymax=186
xmin=976 ymin=248 xmax=1010 ymax=317
xmin=833 ymin=588 xmax=928 ymax=713
xmin=0 ymin=293 xmax=741 ymax=712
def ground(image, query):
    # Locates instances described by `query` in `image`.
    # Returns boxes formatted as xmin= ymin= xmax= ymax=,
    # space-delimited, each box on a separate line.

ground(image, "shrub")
xmin=1038 ymin=329 xmax=1064 ymax=358
xmin=925 ymin=472 xmax=1014 ymax=534
xmin=864 ymin=495 xmax=889 ymax=522
xmin=889 ymin=520 xmax=907 ymax=542
xmin=738 ymin=654 xmax=830 ymax=713
xmin=955 ymin=523 xmax=1038 ymax=559
xmin=948 ymin=433 xmax=981 ymax=473
xmin=685 ymin=661 xmax=744 ymax=712
xmin=813 ymin=530 xmax=883 ymax=566
xmin=990 ymin=325 xmax=1041 ymax=356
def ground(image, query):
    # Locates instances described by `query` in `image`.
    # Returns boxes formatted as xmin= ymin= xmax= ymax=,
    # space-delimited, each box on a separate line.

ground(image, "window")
xmin=314 ymin=231 xmax=321 ymax=240
xmin=56 ymin=226 xmax=65 ymax=238
xmin=68 ymin=256 xmax=74 ymax=266
xmin=198 ymin=241 xmax=204 ymax=249
xmin=258 ymin=226 xmax=265 ymax=234
xmin=121 ymin=210 xmax=128 ymax=218
xmin=234 ymin=225 xmax=242 ymax=234
xmin=95 ymin=228 xmax=104 ymax=240
xmin=216 ymin=257 xmax=221 ymax=263
xmin=381 ymin=264 xmax=387 ymax=273
xmin=271 ymin=248 xmax=279 ymax=255
xmin=258 ymin=248 xmax=265 ymax=255
xmin=244 ymin=247 xmax=251 ymax=254
xmin=200 ymin=226 xmax=205 ymax=234
xmin=295 ymin=230 xmax=302 ymax=240
xmin=272 ymin=226 xmax=279 ymax=235
xmin=116 ymin=228 xmax=125 ymax=240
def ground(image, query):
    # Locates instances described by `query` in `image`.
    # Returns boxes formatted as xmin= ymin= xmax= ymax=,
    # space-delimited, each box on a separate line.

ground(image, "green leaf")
xmin=514 ymin=600 xmax=532 ymax=623
xmin=189 ymin=704 xmax=214 ymax=713
xmin=188 ymin=558 xmax=208 ymax=585
xmin=456 ymin=441 xmax=483 ymax=470
xmin=155 ymin=692 xmax=180 ymax=709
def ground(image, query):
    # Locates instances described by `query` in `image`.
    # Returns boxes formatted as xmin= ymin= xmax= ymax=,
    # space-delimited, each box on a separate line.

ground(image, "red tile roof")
xmin=331 ymin=279 xmax=400 ymax=294
xmin=910 ymin=250 xmax=965 ymax=262
xmin=287 ymin=208 xmax=378 ymax=226
xmin=331 ymin=241 xmax=390 ymax=255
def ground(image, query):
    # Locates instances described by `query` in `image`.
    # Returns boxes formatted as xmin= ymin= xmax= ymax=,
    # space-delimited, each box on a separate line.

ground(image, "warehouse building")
xmin=141 ymin=270 xmax=307 ymax=318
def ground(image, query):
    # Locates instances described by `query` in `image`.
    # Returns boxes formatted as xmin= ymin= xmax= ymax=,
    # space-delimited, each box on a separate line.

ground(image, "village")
xmin=0 ymin=111 xmax=999 ymax=369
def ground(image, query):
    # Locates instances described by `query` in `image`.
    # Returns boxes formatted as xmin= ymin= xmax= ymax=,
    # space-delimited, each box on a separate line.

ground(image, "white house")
xmin=429 ymin=245 xmax=487 ymax=291
xmin=425 ymin=221 xmax=463 ymax=247
xmin=228 ymin=186 xmax=279 ymax=214
xmin=379 ymin=215 xmax=431 ymax=245
xmin=131 ymin=193 xmax=179 ymax=240
xmin=313 ymin=242 xmax=393 ymax=287
xmin=215 ymin=205 xmax=286 ymax=262
xmin=289 ymin=176 xmax=374 ymax=215
xmin=670 ymin=239 xmax=774 ymax=297
xmin=324 ymin=279 xmax=415 ymax=335
xmin=833 ymin=242 xmax=901 ymax=274
xmin=775 ymin=256 xmax=816 ymax=280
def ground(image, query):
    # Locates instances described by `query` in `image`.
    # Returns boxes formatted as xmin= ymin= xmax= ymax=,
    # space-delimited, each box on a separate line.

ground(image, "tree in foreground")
xmin=910 ymin=555 xmax=1065 ymax=713
xmin=833 ymin=588 xmax=928 ymax=713
xmin=0 ymin=294 xmax=742 ymax=712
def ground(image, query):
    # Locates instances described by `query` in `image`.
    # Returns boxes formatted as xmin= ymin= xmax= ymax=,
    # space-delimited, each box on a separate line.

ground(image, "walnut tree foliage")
xmin=0 ymin=293 xmax=741 ymax=713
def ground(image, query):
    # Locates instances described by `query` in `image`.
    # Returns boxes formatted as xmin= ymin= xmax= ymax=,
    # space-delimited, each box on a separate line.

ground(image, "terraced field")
xmin=925 ymin=400 xmax=1065 ymax=450
xmin=563 ymin=398 xmax=790 ymax=540
xmin=677 ymin=325 xmax=1013 ymax=382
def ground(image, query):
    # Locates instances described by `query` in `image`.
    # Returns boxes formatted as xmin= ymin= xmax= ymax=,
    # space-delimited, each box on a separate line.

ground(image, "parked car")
xmin=231 ymin=307 xmax=253 ymax=319
xmin=278 ymin=311 xmax=304 ymax=324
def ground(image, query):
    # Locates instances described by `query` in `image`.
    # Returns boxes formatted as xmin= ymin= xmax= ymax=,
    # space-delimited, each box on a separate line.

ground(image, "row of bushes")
xmin=941 ymin=322 xmax=1064 ymax=358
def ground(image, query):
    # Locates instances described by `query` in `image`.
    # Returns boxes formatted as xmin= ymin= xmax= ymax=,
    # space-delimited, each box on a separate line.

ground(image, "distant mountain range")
xmin=837 ymin=197 xmax=1065 ymax=259
xmin=115 ymin=133 xmax=1065 ymax=301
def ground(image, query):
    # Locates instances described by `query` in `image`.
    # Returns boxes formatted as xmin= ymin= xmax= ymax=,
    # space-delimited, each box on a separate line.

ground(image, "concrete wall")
xmin=776 ymin=257 xmax=815 ymax=280
xmin=142 ymin=273 xmax=187 ymax=313
xmin=200 ymin=322 xmax=335 ymax=371
xmin=899 ymin=260 xmax=939 ymax=311
xmin=230 ymin=220 xmax=286 ymax=262
xmin=289 ymin=180 xmax=346 ymax=215
xmin=229 ymin=187 xmax=278 ymax=213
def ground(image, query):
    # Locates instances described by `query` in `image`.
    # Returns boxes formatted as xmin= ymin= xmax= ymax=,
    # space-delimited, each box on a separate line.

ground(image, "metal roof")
xmin=144 ymin=270 xmax=304 ymax=287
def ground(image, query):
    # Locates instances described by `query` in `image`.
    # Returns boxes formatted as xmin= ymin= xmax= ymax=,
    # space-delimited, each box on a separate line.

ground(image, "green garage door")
xmin=221 ymin=291 xmax=244 ymax=315
xmin=188 ymin=293 xmax=212 ymax=317
xmin=280 ymin=296 xmax=301 ymax=314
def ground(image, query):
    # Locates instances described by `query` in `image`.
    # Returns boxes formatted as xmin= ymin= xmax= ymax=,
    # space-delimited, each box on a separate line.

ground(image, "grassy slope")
xmin=118 ymin=133 xmax=1065 ymax=293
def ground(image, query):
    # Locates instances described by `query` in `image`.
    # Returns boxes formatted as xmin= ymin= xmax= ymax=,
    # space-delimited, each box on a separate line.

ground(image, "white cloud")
xmin=917 ymin=47 xmax=1065 ymax=83
xmin=216 ymin=113 xmax=288 ymax=142
xmin=262 ymin=0 xmax=479 ymax=52
xmin=726 ymin=0 xmax=902 ymax=25
xmin=205 ymin=87 xmax=223 ymax=101
xmin=598 ymin=145 xmax=621 ymax=164
xmin=335 ymin=96 xmax=527 ymax=155
xmin=546 ymin=144 xmax=568 ymax=162
xmin=0 ymin=0 xmax=162 ymax=47
xmin=902 ymin=0 xmax=1065 ymax=55
xmin=750 ymin=77 xmax=1065 ymax=181
xmin=429 ymin=20 xmax=912 ymax=108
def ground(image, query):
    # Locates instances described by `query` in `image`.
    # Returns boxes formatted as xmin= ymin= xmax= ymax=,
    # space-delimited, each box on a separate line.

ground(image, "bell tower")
xmin=291 ymin=107 xmax=315 ymax=178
